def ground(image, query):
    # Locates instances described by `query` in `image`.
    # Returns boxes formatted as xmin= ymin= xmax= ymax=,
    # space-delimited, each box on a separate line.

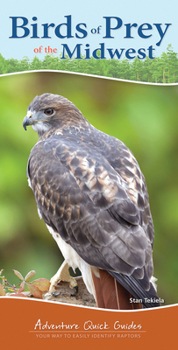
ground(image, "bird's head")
xmin=23 ymin=93 xmax=84 ymax=137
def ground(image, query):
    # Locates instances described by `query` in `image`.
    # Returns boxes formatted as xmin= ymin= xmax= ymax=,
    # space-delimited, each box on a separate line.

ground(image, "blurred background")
xmin=0 ymin=71 xmax=178 ymax=305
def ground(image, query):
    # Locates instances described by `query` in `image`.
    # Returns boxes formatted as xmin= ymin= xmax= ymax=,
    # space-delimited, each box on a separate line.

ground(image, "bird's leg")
xmin=49 ymin=260 xmax=78 ymax=296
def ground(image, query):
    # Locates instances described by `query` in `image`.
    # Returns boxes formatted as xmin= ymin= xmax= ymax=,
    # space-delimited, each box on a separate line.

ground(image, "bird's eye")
xmin=44 ymin=108 xmax=54 ymax=115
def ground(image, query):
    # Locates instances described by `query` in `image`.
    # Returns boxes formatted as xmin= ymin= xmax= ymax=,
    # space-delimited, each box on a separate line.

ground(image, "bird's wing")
xmin=27 ymin=134 xmax=155 ymax=305
xmin=89 ymin=127 xmax=154 ymax=244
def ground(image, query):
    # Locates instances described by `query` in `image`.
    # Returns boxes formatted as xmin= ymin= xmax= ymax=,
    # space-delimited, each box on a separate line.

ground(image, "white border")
xmin=1 ymin=69 xmax=178 ymax=86
xmin=0 ymin=296 xmax=177 ymax=313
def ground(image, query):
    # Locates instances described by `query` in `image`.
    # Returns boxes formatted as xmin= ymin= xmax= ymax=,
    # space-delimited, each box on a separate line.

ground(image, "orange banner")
xmin=0 ymin=298 xmax=177 ymax=350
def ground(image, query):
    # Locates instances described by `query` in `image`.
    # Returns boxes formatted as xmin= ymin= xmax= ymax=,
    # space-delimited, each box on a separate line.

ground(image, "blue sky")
xmin=1 ymin=0 xmax=177 ymax=60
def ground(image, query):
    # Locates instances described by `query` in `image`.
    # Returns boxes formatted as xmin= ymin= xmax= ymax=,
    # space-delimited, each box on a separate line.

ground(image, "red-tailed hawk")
xmin=23 ymin=93 xmax=160 ymax=309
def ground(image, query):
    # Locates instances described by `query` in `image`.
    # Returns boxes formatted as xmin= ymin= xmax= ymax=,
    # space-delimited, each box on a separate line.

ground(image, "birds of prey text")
xmin=23 ymin=93 xmax=160 ymax=309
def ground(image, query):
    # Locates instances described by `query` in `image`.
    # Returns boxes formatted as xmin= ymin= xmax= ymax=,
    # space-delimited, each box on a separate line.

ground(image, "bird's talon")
xmin=71 ymin=285 xmax=78 ymax=297
xmin=52 ymin=291 xmax=61 ymax=297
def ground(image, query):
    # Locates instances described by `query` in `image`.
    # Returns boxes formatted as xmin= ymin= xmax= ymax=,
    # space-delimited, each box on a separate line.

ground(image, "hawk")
xmin=23 ymin=93 xmax=160 ymax=309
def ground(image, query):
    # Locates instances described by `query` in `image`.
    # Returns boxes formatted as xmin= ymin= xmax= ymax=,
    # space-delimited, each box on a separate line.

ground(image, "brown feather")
xmin=115 ymin=280 xmax=134 ymax=309
xmin=91 ymin=269 xmax=143 ymax=310
xmin=99 ymin=270 xmax=119 ymax=309
xmin=91 ymin=269 xmax=105 ymax=308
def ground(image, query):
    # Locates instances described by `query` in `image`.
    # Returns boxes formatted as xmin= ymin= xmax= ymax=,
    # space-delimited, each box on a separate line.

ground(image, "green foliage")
xmin=0 ymin=45 xmax=178 ymax=83
xmin=0 ymin=269 xmax=50 ymax=298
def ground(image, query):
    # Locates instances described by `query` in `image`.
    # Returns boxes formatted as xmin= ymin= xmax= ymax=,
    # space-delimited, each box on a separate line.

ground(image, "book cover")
xmin=0 ymin=1 xmax=177 ymax=349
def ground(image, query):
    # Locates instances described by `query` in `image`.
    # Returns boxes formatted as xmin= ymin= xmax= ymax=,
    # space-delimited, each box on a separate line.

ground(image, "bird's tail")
xmin=91 ymin=269 xmax=160 ymax=309
xmin=91 ymin=269 xmax=142 ymax=309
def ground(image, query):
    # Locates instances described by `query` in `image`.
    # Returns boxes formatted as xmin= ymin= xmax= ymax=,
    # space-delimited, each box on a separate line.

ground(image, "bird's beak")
xmin=23 ymin=111 xmax=33 ymax=131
